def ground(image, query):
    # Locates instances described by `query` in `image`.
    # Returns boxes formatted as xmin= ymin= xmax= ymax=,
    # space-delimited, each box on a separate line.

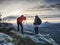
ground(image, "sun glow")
xmin=23 ymin=18 xmax=34 ymax=24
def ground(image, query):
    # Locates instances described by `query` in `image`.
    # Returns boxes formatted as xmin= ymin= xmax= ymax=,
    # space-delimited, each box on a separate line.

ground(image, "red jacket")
xmin=17 ymin=15 xmax=26 ymax=23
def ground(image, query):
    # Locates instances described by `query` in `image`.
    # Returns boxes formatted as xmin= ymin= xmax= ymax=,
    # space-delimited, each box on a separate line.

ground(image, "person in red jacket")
xmin=17 ymin=15 xmax=26 ymax=34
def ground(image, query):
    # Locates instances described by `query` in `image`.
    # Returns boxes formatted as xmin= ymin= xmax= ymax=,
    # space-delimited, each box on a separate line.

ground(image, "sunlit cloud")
xmin=0 ymin=0 xmax=60 ymax=19
xmin=0 ymin=0 xmax=45 ymax=16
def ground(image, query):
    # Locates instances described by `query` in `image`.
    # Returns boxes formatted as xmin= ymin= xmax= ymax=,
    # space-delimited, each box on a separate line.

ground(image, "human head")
xmin=21 ymin=15 xmax=24 ymax=17
xmin=35 ymin=15 xmax=38 ymax=17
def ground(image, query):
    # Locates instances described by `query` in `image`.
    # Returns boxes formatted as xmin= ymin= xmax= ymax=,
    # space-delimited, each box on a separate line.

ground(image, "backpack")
xmin=34 ymin=16 xmax=42 ymax=25
xmin=37 ymin=17 xmax=42 ymax=25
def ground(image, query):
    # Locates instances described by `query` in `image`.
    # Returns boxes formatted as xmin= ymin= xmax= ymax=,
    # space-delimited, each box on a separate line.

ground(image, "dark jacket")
xmin=34 ymin=15 xmax=42 ymax=25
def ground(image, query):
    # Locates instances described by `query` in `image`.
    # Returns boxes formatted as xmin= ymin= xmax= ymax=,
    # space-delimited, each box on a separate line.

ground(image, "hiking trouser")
xmin=34 ymin=25 xmax=39 ymax=34
xmin=17 ymin=22 xmax=23 ymax=34
xmin=34 ymin=27 xmax=39 ymax=34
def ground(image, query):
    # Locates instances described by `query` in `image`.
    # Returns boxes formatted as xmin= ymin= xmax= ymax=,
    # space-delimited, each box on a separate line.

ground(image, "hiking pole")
xmin=23 ymin=20 xmax=30 ymax=30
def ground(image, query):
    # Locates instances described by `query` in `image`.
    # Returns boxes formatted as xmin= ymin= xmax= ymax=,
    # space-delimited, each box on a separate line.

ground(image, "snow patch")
xmin=0 ymin=32 xmax=14 ymax=45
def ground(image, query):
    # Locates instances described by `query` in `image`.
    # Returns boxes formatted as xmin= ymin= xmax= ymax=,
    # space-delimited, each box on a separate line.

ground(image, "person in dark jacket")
xmin=17 ymin=15 xmax=26 ymax=34
xmin=33 ymin=15 xmax=42 ymax=34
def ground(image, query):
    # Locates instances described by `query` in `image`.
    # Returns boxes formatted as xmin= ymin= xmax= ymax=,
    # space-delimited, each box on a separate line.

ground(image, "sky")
xmin=0 ymin=0 xmax=45 ymax=16
xmin=0 ymin=0 xmax=60 ymax=23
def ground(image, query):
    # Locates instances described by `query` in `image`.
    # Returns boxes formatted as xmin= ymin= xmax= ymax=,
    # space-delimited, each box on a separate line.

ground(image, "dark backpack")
xmin=34 ymin=16 xmax=42 ymax=25
xmin=37 ymin=17 xmax=42 ymax=25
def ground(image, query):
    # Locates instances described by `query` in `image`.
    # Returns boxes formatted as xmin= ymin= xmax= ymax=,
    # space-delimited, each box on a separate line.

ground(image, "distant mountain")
xmin=40 ymin=22 xmax=60 ymax=27
xmin=3 ymin=16 xmax=18 ymax=20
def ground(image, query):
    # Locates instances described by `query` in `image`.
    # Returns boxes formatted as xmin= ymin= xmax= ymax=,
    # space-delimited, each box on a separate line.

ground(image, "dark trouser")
xmin=17 ymin=22 xmax=23 ymax=34
xmin=34 ymin=26 xmax=39 ymax=34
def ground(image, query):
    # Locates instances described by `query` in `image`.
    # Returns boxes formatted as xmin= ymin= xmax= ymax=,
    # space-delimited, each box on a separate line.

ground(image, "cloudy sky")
xmin=0 ymin=0 xmax=60 ymax=18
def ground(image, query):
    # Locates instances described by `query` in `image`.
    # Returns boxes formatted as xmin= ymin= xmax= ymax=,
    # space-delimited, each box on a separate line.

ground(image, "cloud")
xmin=45 ymin=0 xmax=60 ymax=4
xmin=0 ymin=0 xmax=45 ymax=16
xmin=0 ymin=0 xmax=60 ymax=17
xmin=0 ymin=0 xmax=4 ymax=3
